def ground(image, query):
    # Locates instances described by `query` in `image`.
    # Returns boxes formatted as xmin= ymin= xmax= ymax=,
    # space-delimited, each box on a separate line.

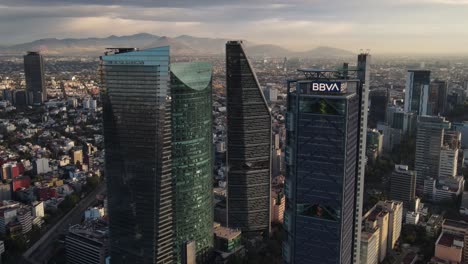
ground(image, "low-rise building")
xmin=85 ymin=207 xmax=105 ymax=220
xmin=433 ymin=232 xmax=464 ymax=263
xmin=213 ymin=223 xmax=241 ymax=253
xmin=271 ymin=192 xmax=285 ymax=224
xmin=406 ymin=211 xmax=420 ymax=225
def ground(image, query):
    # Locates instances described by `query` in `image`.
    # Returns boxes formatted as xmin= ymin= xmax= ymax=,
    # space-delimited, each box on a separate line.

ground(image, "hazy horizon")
xmin=1 ymin=0 xmax=468 ymax=54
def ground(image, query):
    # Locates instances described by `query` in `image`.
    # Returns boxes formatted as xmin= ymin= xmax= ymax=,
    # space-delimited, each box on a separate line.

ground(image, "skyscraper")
xmin=170 ymin=62 xmax=213 ymax=263
xmin=415 ymin=116 xmax=450 ymax=188
xmin=24 ymin=51 xmax=46 ymax=105
xmin=368 ymin=89 xmax=388 ymax=128
xmin=226 ymin=41 xmax=271 ymax=234
xmin=101 ymin=47 xmax=173 ymax=264
xmin=283 ymin=55 xmax=370 ymax=264
xmin=428 ymin=80 xmax=448 ymax=116
xmin=404 ymin=70 xmax=430 ymax=115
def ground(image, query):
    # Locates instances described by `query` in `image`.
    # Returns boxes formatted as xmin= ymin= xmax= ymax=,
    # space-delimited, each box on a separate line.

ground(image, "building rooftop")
xmin=361 ymin=227 xmax=379 ymax=241
xmin=437 ymin=232 xmax=464 ymax=248
xmin=214 ymin=225 xmax=241 ymax=240
xmin=366 ymin=207 xmax=388 ymax=221
xmin=443 ymin=219 xmax=468 ymax=230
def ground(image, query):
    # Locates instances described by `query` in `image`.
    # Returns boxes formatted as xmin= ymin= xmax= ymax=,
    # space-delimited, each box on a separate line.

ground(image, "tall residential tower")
xmin=101 ymin=47 xmax=173 ymax=264
xmin=226 ymin=41 xmax=272 ymax=234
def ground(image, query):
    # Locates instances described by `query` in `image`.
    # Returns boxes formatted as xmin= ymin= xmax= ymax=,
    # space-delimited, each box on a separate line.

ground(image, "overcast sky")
xmin=1 ymin=0 xmax=468 ymax=54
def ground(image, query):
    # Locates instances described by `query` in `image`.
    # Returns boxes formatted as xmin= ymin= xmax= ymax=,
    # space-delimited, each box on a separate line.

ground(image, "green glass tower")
xmin=170 ymin=62 xmax=213 ymax=263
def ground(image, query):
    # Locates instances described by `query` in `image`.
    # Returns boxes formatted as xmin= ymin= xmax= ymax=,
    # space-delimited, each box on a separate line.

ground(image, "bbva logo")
xmin=311 ymin=82 xmax=341 ymax=92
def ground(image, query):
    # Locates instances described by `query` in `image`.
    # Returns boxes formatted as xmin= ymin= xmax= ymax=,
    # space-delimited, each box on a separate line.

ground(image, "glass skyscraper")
xmin=226 ymin=41 xmax=271 ymax=234
xmin=24 ymin=51 xmax=46 ymax=105
xmin=283 ymin=56 xmax=370 ymax=264
xmin=404 ymin=70 xmax=431 ymax=115
xmin=170 ymin=62 xmax=213 ymax=263
xmin=101 ymin=47 xmax=173 ymax=264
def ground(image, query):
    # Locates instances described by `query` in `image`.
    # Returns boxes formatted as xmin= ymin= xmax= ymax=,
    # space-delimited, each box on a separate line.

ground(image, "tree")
xmin=59 ymin=193 xmax=80 ymax=212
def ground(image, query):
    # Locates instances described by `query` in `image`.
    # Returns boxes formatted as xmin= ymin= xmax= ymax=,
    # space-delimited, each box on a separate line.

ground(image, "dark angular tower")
xmin=283 ymin=54 xmax=370 ymax=264
xmin=24 ymin=51 xmax=46 ymax=105
xmin=225 ymin=41 xmax=272 ymax=234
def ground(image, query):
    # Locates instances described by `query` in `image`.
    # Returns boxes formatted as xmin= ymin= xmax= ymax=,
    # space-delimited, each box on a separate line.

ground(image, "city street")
xmin=21 ymin=183 xmax=106 ymax=264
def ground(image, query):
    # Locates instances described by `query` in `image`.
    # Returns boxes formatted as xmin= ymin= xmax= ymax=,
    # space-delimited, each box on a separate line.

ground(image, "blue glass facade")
xmin=283 ymin=79 xmax=362 ymax=264
xmin=101 ymin=47 xmax=174 ymax=264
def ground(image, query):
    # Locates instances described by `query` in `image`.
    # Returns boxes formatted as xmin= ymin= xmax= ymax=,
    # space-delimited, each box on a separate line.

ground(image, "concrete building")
xmin=439 ymin=147 xmax=458 ymax=178
xmin=452 ymin=122 xmax=468 ymax=149
xmin=367 ymin=129 xmax=383 ymax=161
xmin=264 ymin=85 xmax=278 ymax=102
xmin=365 ymin=209 xmax=389 ymax=262
xmin=441 ymin=219 xmax=468 ymax=261
xmin=17 ymin=207 xmax=32 ymax=234
xmin=433 ymin=232 xmax=464 ymax=263
xmin=390 ymin=165 xmax=416 ymax=209
xmin=34 ymin=158 xmax=51 ymax=175
xmin=415 ymin=116 xmax=450 ymax=188
xmin=71 ymin=148 xmax=83 ymax=165
xmin=213 ymin=223 xmax=241 ymax=253
xmin=426 ymin=215 xmax=444 ymax=238
xmin=84 ymin=207 xmax=105 ymax=220
xmin=65 ymin=224 xmax=108 ymax=264
xmin=0 ymin=184 xmax=11 ymax=200
xmin=425 ymin=176 xmax=465 ymax=203
xmin=271 ymin=192 xmax=285 ymax=224
xmin=32 ymin=201 xmax=44 ymax=218
xmin=377 ymin=201 xmax=403 ymax=251
xmin=405 ymin=211 xmax=420 ymax=225
xmin=360 ymin=227 xmax=380 ymax=264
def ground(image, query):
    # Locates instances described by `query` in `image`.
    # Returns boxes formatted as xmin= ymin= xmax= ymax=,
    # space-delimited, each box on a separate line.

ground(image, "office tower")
xmin=404 ymin=70 xmax=430 ymax=115
xmin=428 ymin=80 xmax=448 ymax=115
xmin=225 ymin=41 xmax=271 ymax=234
xmin=24 ymin=51 xmax=46 ymax=105
xmin=283 ymin=55 xmax=370 ymax=264
xmin=101 ymin=47 xmax=173 ymax=263
xmin=65 ymin=224 xmax=108 ymax=264
xmin=170 ymin=62 xmax=213 ymax=263
xmin=368 ymin=89 xmax=388 ymax=128
xmin=390 ymin=165 xmax=416 ymax=209
xmin=415 ymin=116 xmax=450 ymax=188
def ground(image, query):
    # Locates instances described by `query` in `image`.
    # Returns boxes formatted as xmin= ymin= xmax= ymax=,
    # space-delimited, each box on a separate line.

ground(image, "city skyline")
xmin=1 ymin=0 xmax=468 ymax=54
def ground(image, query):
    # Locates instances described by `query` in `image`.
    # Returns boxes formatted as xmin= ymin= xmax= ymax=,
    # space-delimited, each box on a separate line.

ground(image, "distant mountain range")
xmin=0 ymin=33 xmax=354 ymax=57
